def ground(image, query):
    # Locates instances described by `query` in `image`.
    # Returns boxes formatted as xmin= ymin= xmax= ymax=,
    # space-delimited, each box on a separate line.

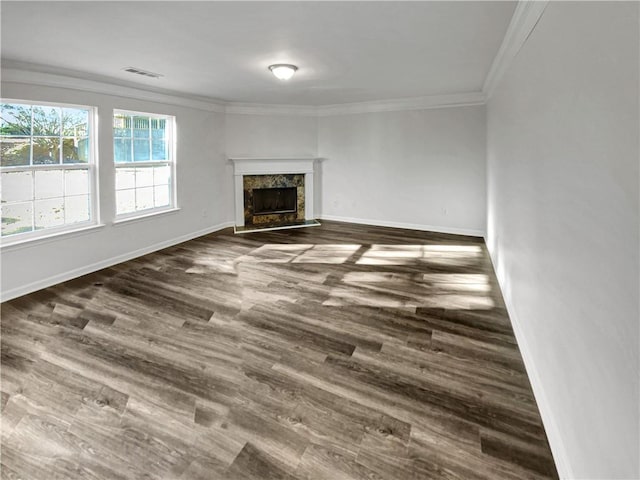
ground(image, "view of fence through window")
xmin=114 ymin=111 xmax=173 ymax=216
xmin=0 ymin=102 xmax=93 ymax=238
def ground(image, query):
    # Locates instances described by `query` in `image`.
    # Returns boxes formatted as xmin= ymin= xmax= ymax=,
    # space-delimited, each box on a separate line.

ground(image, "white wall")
xmin=318 ymin=106 xmax=486 ymax=236
xmin=486 ymin=2 xmax=639 ymax=478
xmin=1 ymin=81 xmax=230 ymax=300
xmin=225 ymin=113 xmax=317 ymax=158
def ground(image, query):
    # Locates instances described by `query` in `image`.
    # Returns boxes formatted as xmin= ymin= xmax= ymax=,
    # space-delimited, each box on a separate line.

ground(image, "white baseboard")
xmin=1 ymin=221 xmax=234 ymax=302
xmin=319 ymin=214 xmax=485 ymax=238
xmin=486 ymin=247 xmax=574 ymax=480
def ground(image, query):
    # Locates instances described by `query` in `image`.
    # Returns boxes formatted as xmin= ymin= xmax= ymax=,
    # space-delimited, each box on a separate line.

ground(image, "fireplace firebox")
xmin=253 ymin=187 xmax=297 ymax=215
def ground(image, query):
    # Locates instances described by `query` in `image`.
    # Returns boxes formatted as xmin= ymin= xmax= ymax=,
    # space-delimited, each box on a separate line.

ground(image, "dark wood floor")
xmin=1 ymin=221 xmax=558 ymax=480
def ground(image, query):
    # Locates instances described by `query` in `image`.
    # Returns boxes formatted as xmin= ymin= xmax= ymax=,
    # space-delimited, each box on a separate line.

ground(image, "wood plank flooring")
xmin=0 ymin=220 xmax=558 ymax=479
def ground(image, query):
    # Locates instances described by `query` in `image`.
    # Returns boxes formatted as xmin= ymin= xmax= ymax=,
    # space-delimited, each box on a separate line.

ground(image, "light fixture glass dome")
xmin=268 ymin=64 xmax=298 ymax=80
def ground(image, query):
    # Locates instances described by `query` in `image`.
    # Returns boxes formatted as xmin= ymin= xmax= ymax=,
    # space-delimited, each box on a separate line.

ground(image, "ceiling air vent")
xmin=122 ymin=67 xmax=163 ymax=79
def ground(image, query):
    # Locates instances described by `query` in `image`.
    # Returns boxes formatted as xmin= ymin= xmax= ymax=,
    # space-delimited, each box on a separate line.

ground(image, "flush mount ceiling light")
xmin=268 ymin=64 xmax=298 ymax=80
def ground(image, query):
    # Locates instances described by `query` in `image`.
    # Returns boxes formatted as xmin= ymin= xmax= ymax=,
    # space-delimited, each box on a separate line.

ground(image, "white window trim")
xmin=0 ymin=99 xmax=100 ymax=246
xmin=112 ymin=207 xmax=181 ymax=226
xmin=113 ymin=109 xmax=177 ymax=220
xmin=0 ymin=223 xmax=106 ymax=251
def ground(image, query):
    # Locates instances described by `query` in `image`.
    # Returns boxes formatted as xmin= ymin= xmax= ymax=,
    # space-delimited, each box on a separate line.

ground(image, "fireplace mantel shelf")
xmin=229 ymin=157 xmax=320 ymax=162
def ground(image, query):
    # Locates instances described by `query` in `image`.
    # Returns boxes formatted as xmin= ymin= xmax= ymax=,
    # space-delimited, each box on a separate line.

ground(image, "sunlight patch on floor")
xmin=240 ymin=244 xmax=361 ymax=264
xmin=356 ymin=244 xmax=482 ymax=266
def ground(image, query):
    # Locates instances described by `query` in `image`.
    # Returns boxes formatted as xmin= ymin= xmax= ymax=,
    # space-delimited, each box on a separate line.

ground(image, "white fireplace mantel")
xmin=229 ymin=157 xmax=319 ymax=228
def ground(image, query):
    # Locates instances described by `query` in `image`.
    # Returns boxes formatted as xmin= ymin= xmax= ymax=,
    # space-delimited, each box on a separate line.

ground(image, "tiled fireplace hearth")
xmin=230 ymin=157 xmax=320 ymax=233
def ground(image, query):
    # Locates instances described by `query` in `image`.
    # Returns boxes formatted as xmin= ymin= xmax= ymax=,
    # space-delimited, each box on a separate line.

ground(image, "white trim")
xmin=228 ymin=157 xmax=319 ymax=162
xmin=482 ymin=0 xmax=549 ymax=99
xmin=319 ymin=214 xmax=485 ymax=238
xmin=112 ymin=207 xmax=180 ymax=226
xmin=1 ymin=65 xmax=226 ymax=113
xmin=0 ymin=221 xmax=234 ymax=302
xmin=0 ymin=223 xmax=106 ymax=252
xmin=316 ymin=92 xmax=486 ymax=117
xmin=486 ymin=247 xmax=574 ymax=480
xmin=225 ymin=92 xmax=485 ymax=117
xmin=229 ymin=157 xmax=318 ymax=176
xmin=225 ymin=103 xmax=318 ymax=117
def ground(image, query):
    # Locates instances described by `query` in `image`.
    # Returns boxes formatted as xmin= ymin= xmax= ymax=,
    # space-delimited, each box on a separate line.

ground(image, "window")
xmin=0 ymin=101 xmax=97 ymax=242
xmin=113 ymin=110 xmax=175 ymax=218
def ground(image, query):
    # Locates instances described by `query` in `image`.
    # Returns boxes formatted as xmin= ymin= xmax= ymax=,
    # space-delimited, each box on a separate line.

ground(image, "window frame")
xmin=0 ymin=99 xmax=99 ymax=247
xmin=112 ymin=109 xmax=176 ymax=221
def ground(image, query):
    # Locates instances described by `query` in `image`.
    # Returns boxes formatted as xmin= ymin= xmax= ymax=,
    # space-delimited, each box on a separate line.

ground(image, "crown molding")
xmin=482 ymin=0 xmax=549 ymax=99
xmin=316 ymin=92 xmax=485 ymax=116
xmin=1 ymin=64 xmax=226 ymax=113
xmin=2 ymin=62 xmax=485 ymax=117
xmin=225 ymin=91 xmax=485 ymax=117
xmin=224 ymin=102 xmax=318 ymax=116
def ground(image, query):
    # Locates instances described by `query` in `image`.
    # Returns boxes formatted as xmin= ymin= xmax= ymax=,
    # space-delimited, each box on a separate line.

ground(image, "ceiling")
xmin=1 ymin=1 xmax=516 ymax=106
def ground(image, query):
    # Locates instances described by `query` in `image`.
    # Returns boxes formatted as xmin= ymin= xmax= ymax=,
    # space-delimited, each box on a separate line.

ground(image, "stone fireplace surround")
xmin=230 ymin=157 xmax=318 ymax=232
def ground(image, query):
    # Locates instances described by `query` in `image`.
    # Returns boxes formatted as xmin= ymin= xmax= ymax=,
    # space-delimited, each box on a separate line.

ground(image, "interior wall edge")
xmin=482 ymin=0 xmax=549 ymax=99
xmin=486 ymin=246 xmax=574 ymax=480
xmin=0 ymin=221 xmax=235 ymax=303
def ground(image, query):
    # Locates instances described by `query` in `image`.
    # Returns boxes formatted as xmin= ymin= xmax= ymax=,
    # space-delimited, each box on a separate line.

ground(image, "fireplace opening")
xmin=253 ymin=187 xmax=297 ymax=215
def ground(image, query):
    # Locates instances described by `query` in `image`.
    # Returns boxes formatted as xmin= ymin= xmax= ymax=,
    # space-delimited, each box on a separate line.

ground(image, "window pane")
xmin=151 ymin=119 xmax=167 ymax=160
xmin=62 ymin=108 xmax=89 ymax=137
xmin=116 ymin=189 xmax=136 ymax=214
xmin=153 ymin=165 xmax=170 ymax=186
xmin=76 ymin=137 xmax=90 ymax=163
xmin=114 ymin=138 xmax=132 ymax=163
xmin=1 ymin=137 xmax=30 ymax=166
xmin=151 ymin=139 xmax=167 ymax=161
xmin=136 ymin=186 xmax=154 ymax=211
xmin=116 ymin=167 xmax=135 ymax=190
xmin=1 ymin=171 xmax=33 ymax=202
xmin=62 ymin=137 xmax=89 ymax=164
xmin=32 ymin=106 xmax=60 ymax=136
xmin=1 ymin=104 xmax=32 ymax=136
xmin=133 ymin=139 xmax=150 ymax=161
xmin=154 ymin=184 xmax=170 ymax=207
xmin=1 ymin=201 xmax=33 ymax=236
xmin=34 ymin=197 xmax=64 ymax=229
xmin=113 ymin=114 xmax=131 ymax=137
xmin=151 ymin=118 xmax=165 ymax=133
xmin=33 ymin=137 xmax=60 ymax=165
xmin=133 ymin=116 xmax=149 ymax=137
xmin=35 ymin=170 xmax=64 ymax=199
xmin=64 ymin=194 xmax=90 ymax=224
xmin=64 ymin=169 xmax=89 ymax=196
xmin=136 ymin=166 xmax=153 ymax=187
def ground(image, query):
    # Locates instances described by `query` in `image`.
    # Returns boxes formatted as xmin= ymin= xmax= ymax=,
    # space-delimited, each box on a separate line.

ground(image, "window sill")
xmin=113 ymin=207 xmax=181 ymax=227
xmin=0 ymin=223 xmax=106 ymax=252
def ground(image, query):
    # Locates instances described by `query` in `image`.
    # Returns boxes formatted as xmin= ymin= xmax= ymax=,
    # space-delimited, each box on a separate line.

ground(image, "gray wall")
xmin=486 ymin=2 xmax=639 ymax=478
xmin=318 ymin=106 xmax=486 ymax=236
xmin=225 ymin=113 xmax=318 ymax=158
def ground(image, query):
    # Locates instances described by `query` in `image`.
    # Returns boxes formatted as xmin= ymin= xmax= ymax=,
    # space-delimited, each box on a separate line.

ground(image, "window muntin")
xmin=0 ymin=101 xmax=96 ymax=241
xmin=113 ymin=111 xmax=174 ymax=217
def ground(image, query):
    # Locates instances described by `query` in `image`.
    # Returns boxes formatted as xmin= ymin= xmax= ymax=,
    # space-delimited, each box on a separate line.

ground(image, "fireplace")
xmin=230 ymin=157 xmax=320 ymax=233
xmin=253 ymin=187 xmax=297 ymax=215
